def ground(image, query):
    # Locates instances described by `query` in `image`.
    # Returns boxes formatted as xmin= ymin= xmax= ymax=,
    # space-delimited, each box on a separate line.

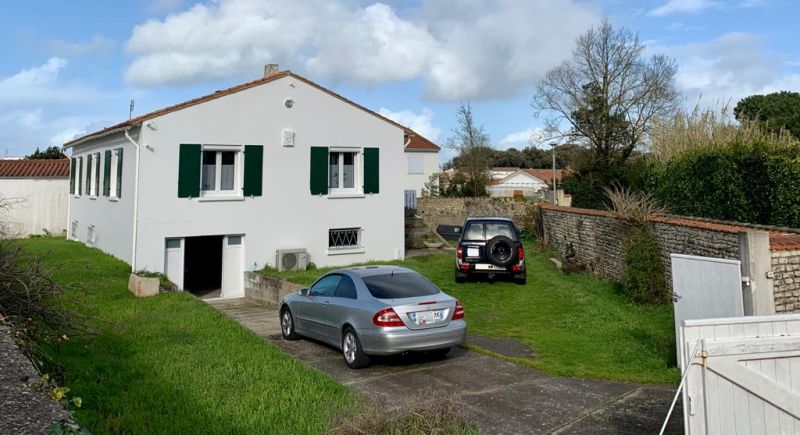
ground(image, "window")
xmin=462 ymin=222 xmax=517 ymax=241
xmin=165 ymin=238 xmax=181 ymax=249
xmin=407 ymin=153 xmax=424 ymax=174
xmin=227 ymin=235 xmax=242 ymax=245
xmin=328 ymin=150 xmax=359 ymax=194
xmin=362 ymin=272 xmax=441 ymax=299
xmin=335 ymin=276 xmax=358 ymax=299
xmin=77 ymin=157 xmax=83 ymax=195
xmin=84 ymin=154 xmax=92 ymax=195
xmin=70 ymin=220 xmax=78 ymax=238
xmin=92 ymin=152 xmax=100 ymax=196
xmin=200 ymin=147 xmax=240 ymax=196
xmin=328 ymin=227 xmax=361 ymax=249
xmin=310 ymin=274 xmax=342 ymax=297
xmin=107 ymin=148 xmax=122 ymax=198
xmin=87 ymin=225 xmax=96 ymax=245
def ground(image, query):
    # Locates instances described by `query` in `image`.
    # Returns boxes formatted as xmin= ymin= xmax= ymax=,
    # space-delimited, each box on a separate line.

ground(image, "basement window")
xmin=329 ymin=227 xmax=361 ymax=249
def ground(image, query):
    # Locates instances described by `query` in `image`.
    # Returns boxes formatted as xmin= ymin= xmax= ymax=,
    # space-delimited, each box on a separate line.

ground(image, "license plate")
xmin=466 ymin=247 xmax=479 ymax=257
xmin=410 ymin=310 xmax=443 ymax=325
xmin=475 ymin=264 xmax=499 ymax=270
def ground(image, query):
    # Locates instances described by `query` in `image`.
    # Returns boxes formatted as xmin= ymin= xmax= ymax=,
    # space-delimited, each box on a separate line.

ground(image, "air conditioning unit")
xmin=276 ymin=249 xmax=309 ymax=272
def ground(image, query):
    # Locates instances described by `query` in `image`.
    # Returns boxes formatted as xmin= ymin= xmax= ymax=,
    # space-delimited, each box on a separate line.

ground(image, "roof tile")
xmin=0 ymin=159 xmax=70 ymax=178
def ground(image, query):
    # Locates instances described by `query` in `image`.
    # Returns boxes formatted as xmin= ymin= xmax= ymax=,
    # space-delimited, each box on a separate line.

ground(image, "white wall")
xmin=67 ymin=130 xmax=138 ymax=264
xmin=133 ymin=75 xmax=406 ymax=274
xmin=0 ymin=178 xmax=68 ymax=236
xmin=404 ymin=151 xmax=439 ymax=197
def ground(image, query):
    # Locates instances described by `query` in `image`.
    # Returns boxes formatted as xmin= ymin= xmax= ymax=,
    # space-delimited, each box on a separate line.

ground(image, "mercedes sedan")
xmin=279 ymin=266 xmax=467 ymax=368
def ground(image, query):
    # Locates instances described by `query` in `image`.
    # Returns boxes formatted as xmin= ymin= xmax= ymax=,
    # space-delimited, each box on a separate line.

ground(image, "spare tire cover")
xmin=486 ymin=236 xmax=516 ymax=267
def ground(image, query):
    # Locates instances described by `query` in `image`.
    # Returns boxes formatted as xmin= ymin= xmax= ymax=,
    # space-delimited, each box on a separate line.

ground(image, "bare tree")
xmin=533 ymin=19 xmax=680 ymax=166
xmin=447 ymin=102 xmax=492 ymax=197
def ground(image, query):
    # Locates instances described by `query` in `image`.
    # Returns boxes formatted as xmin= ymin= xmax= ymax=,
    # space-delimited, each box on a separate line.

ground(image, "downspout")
xmin=124 ymin=128 xmax=141 ymax=271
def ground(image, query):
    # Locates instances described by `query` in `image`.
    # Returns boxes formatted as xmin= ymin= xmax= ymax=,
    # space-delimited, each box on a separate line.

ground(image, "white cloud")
xmin=124 ymin=0 xmax=600 ymax=100
xmin=378 ymin=107 xmax=442 ymax=142
xmin=655 ymin=32 xmax=800 ymax=107
xmin=498 ymin=127 xmax=546 ymax=149
xmin=648 ymin=0 xmax=717 ymax=16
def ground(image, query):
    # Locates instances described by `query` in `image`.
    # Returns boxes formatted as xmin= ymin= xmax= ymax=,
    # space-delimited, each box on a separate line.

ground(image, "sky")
xmin=2 ymin=0 xmax=799 ymax=163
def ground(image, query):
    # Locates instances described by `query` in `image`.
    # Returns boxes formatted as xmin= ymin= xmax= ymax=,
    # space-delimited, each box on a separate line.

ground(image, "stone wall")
xmin=244 ymin=272 xmax=304 ymax=307
xmin=773 ymin=250 xmax=800 ymax=312
xmin=416 ymin=197 xmax=537 ymax=232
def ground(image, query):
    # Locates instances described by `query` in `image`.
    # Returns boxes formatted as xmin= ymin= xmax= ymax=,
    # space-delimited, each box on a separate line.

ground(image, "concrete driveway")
xmin=208 ymin=298 xmax=683 ymax=434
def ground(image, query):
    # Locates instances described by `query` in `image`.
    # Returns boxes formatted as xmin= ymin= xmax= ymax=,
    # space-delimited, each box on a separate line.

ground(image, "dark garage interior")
xmin=183 ymin=235 xmax=224 ymax=298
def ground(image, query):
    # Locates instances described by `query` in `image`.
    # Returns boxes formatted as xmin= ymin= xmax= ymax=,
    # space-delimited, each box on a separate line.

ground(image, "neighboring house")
xmin=64 ymin=67 xmax=427 ymax=298
xmin=489 ymin=167 xmax=520 ymax=180
xmin=404 ymin=133 xmax=440 ymax=198
xmin=0 ymin=159 xmax=69 ymax=236
xmin=487 ymin=168 xmax=564 ymax=198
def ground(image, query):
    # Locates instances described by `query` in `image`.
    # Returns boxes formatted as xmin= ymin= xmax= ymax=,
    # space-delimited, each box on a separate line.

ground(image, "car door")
xmin=327 ymin=275 xmax=359 ymax=345
xmin=303 ymin=274 xmax=341 ymax=341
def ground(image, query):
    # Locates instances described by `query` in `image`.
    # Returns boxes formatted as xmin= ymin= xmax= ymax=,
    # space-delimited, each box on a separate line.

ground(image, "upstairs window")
xmin=201 ymin=148 xmax=239 ymax=195
xmin=407 ymin=153 xmax=424 ymax=174
xmin=309 ymin=147 xmax=379 ymax=196
xmin=178 ymin=144 xmax=262 ymax=199
xmin=328 ymin=151 xmax=359 ymax=194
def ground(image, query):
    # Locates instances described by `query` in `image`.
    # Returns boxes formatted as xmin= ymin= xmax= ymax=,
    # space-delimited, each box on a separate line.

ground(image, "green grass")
xmin=18 ymin=238 xmax=355 ymax=434
xmin=267 ymin=243 xmax=680 ymax=385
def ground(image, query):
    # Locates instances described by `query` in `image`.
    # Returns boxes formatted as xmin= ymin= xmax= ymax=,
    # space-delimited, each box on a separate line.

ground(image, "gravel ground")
xmin=0 ymin=324 xmax=69 ymax=434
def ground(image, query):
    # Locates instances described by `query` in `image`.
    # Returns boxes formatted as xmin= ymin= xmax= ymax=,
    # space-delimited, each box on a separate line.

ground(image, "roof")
xmin=64 ymin=70 xmax=440 ymax=152
xmin=489 ymin=168 xmax=564 ymax=186
xmin=491 ymin=167 xmax=520 ymax=171
xmin=0 ymin=159 xmax=70 ymax=178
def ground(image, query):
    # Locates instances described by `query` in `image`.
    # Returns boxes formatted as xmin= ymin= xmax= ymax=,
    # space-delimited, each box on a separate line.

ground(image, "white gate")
xmin=680 ymin=314 xmax=800 ymax=434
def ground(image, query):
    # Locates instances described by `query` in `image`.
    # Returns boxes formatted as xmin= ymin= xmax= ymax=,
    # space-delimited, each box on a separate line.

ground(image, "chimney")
xmin=264 ymin=64 xmax=279 ymax=78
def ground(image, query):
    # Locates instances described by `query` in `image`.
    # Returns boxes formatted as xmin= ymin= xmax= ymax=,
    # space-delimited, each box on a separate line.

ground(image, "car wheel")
xmin=280 ymin=307 xmax=299 ymax=340
xmin=515 ymin=274 xmax=527 ymax=285
xmin=455 ymin=269 xmax=467 ymax=283
xmin=342 ymin=327 xmax=371 ymax=369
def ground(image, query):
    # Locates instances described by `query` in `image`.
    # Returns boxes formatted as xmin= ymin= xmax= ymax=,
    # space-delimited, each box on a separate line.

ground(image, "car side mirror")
xmin=299 ymin=288 xmax=308 ymax=296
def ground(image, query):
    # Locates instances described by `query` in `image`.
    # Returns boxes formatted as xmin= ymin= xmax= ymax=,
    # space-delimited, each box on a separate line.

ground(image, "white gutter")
xmin=123 ymin=128 xmax=141 ymax=271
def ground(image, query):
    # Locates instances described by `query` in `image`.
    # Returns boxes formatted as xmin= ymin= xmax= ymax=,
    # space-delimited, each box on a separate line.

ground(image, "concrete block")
xmin=128 ymin=274 xmax=159 ymax=298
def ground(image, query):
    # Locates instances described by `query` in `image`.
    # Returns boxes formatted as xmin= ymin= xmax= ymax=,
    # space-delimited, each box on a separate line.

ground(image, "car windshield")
xmin=462 ymin=221 xmax=516 ymax=241
xmin=362 ymin=272 xmax=441 ymax=299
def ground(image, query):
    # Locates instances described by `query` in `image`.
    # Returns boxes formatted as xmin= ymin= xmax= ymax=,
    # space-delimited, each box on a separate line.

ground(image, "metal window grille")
xmin=70 ymin=221 xmax=78 ymax=239
xmin=87 ymin=225 xmax=96 ymax=245
xmin=329 ymin=227 xmax=360 ymax=248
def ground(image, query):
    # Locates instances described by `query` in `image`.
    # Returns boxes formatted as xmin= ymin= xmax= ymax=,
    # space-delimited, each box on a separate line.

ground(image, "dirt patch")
xmin=467 ymin=333 xmax=536 ymax=359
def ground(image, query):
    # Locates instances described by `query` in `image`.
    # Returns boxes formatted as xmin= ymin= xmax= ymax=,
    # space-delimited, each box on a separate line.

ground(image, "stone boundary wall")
xmin=541 ymin=204 xmax=800 ymax=313
xmin=416 ymin=197 xmax=537 ymax=232
xmin=244 ymin=272 xmax=303 ymax=307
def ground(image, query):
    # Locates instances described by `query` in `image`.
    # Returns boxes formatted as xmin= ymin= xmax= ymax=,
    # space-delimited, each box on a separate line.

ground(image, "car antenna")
xmin=391 ymin=269 xmax=394 ymax=277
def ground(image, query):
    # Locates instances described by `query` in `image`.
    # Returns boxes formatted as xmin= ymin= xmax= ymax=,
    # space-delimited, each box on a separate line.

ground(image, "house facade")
xmin=403 ymin=134 xmax=440 ymax=198
xmin=65 ymin=69 xmax=432 ymax=298
xmin=0 ymin=159 xmax=69 ymax=236
xmin=487 ymin=168 xmax=563 ymax=198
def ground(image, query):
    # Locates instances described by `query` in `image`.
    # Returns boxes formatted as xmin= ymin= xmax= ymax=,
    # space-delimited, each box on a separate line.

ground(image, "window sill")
xmin=327 ymin=193 xmax=365 ymax=199
xmin=196 ymin=196 xmax=245 ymax=202
xmin=326 ymin=247 xmax=365 ymax=256
xmin=108 ymin=197 xmax=119 ymax=202
xmin=89 ymin=197 xmax=97 ymax=201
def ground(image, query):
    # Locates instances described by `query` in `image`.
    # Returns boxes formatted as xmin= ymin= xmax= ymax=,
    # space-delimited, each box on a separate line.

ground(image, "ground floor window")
xmin=328 ymin=227 xmax=361 ymax=249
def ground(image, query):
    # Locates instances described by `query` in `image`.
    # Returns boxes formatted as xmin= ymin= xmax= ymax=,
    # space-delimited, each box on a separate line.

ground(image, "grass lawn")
xmin=269 ymin=243 xmax=680 ymax=385
xmin=18 ymin=237 xmax=355 ymax=434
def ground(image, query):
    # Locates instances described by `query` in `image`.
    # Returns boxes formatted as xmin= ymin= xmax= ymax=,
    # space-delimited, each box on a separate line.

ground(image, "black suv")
xmin=454 ymin=217 xmax=526 ymax=285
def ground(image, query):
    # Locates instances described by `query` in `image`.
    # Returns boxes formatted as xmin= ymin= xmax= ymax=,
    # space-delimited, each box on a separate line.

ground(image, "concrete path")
xmin=207 ymin=298 xmax=683 ymax=434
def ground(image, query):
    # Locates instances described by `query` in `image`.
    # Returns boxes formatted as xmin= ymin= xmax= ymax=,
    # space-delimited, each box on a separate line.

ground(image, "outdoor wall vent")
xmin=276 ymin=249 xmax=308 ymax=272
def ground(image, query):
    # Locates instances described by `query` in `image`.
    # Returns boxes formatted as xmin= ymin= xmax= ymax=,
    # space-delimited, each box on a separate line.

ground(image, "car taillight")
xmin=452 ymin=300 xmax=465 ymax=320
xmin=457 ymin=246 xmax=463 ymax=259
xmin=518 ymin=246 xmax=524 ymax=261
xmin=372 ymin=308 xmax=405 ymax=327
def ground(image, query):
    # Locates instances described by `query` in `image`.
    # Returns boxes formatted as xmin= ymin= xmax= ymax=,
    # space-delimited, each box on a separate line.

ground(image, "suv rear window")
xmin=462 ymin=221 xmax=517 ymax=241
xmin=362 ymin=272 xmax=441 ymax=299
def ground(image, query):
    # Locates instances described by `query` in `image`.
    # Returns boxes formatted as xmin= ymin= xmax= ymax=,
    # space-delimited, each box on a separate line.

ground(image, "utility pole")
xmin=550 ymin=142 xmax=557 ymax=205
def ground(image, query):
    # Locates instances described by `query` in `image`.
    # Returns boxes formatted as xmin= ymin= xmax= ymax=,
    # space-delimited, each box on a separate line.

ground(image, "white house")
xmin=64 ymin=68 xmax=436 ymax=298
xmin=0 ymin=159 xmax=69 ymax=236
xmin=403 ymin=134 xmax=440 ymax=198
xmin=487 ymin=168 xmax=563 ymax=198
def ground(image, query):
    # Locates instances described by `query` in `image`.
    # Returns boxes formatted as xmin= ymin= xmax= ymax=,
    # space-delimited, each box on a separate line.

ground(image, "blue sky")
xmin=2 ymin=0 xmax=798 ymax=163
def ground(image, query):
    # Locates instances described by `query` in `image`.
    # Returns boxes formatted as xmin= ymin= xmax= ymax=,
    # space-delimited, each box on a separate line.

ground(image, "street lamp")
xmin=549 ymin=142 xmax=557 ymax=205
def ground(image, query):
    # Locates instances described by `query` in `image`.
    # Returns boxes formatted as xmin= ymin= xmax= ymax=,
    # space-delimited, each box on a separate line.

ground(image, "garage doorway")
xmin=184 ymin=235 xmax=224 ymax=298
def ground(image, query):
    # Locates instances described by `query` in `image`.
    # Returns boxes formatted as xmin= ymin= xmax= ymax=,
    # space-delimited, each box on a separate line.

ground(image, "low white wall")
xmin=0 ymin=178 xmax=68 ymax=236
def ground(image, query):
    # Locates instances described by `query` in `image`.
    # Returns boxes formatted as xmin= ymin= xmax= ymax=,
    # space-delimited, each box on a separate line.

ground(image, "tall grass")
xmin=648 ymin=102 xmax=798 ymax=162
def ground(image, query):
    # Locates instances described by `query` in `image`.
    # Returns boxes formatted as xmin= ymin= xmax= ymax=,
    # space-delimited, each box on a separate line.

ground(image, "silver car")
xmin=279 ymin=266 xmax=467 ymax=368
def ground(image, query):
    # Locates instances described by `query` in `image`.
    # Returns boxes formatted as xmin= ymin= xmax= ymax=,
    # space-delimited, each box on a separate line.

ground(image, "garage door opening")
xmin=183 ymin=235 xmax=224 ymax=298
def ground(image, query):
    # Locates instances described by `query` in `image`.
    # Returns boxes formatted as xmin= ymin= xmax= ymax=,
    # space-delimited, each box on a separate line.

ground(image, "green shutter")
xmin=243 ymin=145 xmax=263 ymax=197
xmin=363 ymin=147 xmax=379 ymax=194
xmin=94 ymin=153 xmax=100 ymax=195
xmin=103 ymin=150 xmax=111 ymax=196
xmin=78 ymin=157 xmax=83 ymax=195
xmin=70 ymin=158 xmax=76 ymax=194
xmin=116 ymin=148 xmax=123 ymax=198
xmin=85 ymin=154 xmax=92 ymax=194
xmin=309 ymin=146 xmax=329 ymax=195
xmin=178 ymin=144 xmax=201 ymax=198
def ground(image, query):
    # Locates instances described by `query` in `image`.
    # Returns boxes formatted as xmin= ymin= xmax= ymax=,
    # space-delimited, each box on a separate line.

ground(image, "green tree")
xmin=734 ymin=91 xmax=800 ymax=139
xmin=26 ymin=146 xmax=66 ymax=159
xmin=447 ymin=102 xmax=492 ymax=197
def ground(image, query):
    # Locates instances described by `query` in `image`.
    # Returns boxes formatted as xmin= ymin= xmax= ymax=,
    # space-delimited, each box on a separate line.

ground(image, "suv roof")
xmin=464 ymin=216 xmax=514 ymax=223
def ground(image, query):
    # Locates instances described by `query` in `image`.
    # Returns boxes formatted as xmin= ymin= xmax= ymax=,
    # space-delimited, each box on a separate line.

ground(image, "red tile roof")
xmin=405 ymin=132 xmax=440 ymax=151
xmin=64 ymin=70 xmax=441 ymax=151
xmin=540 ymin=204 xmax=800 ymax=252
xmin=523 ymin=168 xmax=564 ymax=183
xmin=0 ymin=159 xmax=70 ymax=178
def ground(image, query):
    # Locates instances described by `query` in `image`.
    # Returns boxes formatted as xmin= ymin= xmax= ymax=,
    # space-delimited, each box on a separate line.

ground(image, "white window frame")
xmin=328 ymin=147 xmax=362 ymax=195
xmin=200 ymin=145 xmax=243 ymax=198
xmin=326 ymin=227 xmax=365 ymax=255
xmin=407 ymin=153 xmax=425 ymax=174
xmin=90 ymin=152 xmax=100 ymax=197
xmin=109 ymin=148 xmax=121 ymax=199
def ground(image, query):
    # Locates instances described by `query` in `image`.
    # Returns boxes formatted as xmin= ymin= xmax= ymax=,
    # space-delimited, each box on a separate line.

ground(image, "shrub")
xmin=621 ymin=225 xmax=669 ymax=304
